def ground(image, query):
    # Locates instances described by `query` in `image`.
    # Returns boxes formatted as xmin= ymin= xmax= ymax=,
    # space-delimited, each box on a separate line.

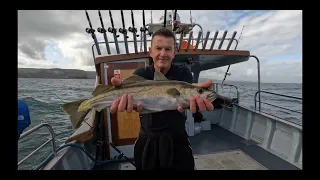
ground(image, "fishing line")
xmin=52 ymin=93 xmax=66 ymax=103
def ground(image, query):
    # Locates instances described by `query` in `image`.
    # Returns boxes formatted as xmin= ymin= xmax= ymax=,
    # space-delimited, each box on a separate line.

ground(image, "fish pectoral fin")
xmin=154 ymin=71 xmax=169 ymax=81
xmin=92 ymin=84 xmax=113 ymax=96
xmin=166 ymin=88 xmax=180 ymax=97
xmin=122 ymin=75 xmax=147 ymax=85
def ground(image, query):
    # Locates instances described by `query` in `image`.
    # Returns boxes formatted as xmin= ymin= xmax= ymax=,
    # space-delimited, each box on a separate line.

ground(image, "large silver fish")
xmin=62 ymin=71 xmax=218 ymax=129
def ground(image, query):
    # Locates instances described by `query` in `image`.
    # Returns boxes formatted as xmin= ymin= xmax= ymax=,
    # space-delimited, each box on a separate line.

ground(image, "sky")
xmin=18 ymin=10 xmax=302 ymax=83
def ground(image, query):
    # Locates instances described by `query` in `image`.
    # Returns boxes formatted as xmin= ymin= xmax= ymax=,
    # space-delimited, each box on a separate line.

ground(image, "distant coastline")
xmin=18 ymin=68 xmax=96 ymax=79
xmin=17 ymin=68 xmax=302 ymax=84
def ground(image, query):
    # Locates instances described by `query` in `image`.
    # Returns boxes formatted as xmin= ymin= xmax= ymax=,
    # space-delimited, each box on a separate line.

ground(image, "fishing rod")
xmin=221 ymin=26 xmax=244 ymax=85
xmin=128 ymin=10 xmax=139 ymax=53
xmin=163 ymin=10 xmax=167 ymax=28
xmin=85 ymin=10 xmax=101 ymax=55
xmin=140 ymin=10 xmax=148 ymax=52
xmin=97 ymin=10 xmax=111 ymax=55
xmin=172 ymin=10 xmax=179 ymax=32
xmin=107 ymin=10 xmax=120 ymax=54
xmin=119 ymin=10 xmax=129 ymax=54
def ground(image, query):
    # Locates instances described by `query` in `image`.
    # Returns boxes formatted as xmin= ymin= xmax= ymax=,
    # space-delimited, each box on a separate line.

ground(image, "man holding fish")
xmin=109 ymin=28 xmax=215 ymax=170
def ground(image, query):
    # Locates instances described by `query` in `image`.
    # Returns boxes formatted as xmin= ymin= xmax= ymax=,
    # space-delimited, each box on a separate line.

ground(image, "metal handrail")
xmin=250 ymin=55 xmax=261 ymax=112
xmin=254 ymin=90 xmax=302 ymax=114
xmin=214 ymin=83 xmax=240 ymax=104
xmin=91 ymin=37 xmax=239 ymax=62
xmin=18 ymin=123 xmax=57 ymax=166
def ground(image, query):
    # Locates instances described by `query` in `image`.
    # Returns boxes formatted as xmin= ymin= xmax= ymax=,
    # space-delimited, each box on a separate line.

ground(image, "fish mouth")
xmin=206 ymin=92 xmax=217 ymax=102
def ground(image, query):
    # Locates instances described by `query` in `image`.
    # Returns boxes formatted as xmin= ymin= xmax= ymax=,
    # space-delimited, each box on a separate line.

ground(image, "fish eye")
xmin=197 ymin=88 xmax=204 ymax=94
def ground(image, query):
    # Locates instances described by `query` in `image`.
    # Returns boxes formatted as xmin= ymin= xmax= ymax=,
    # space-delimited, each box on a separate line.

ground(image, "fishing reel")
xmin=140 ymin=26 xmax=149 ymax=35
xmin=221 ymin=71 xmax=231 ymax=85
xmin=97 ymin=27 xmax=107 ymax=33
xmin=119 ymin=28 xmax=129 ymax=38
xmin=108 ymin=27 xmax=120 ymax=38
xmin=85 ymin=28 xmax=95 ymax=34
xmin=172 ymin=20 xmax=179 ymax=31
xmin=128 ymin=27 xmax=139 ymax=37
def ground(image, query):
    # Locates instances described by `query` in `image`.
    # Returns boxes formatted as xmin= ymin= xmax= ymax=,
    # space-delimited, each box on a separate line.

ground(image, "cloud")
xmin=200 ymin=10 xmax=302 ymax=83
xmin=18 ymin=39 xmax=47 ymax=60
xmin=18 ymin=10 xmax=302 ymax=83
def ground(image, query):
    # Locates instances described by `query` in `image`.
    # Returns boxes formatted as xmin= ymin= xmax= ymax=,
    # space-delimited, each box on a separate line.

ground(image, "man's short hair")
xmin=151 ymin=28 xmax=176 ymax=47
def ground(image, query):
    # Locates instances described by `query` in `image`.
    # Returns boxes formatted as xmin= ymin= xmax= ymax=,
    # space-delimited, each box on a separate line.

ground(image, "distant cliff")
xmin=18 ymin=68 xmax=96 ymax=79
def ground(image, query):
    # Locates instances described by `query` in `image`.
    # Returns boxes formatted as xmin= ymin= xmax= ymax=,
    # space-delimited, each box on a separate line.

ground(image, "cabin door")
xmin=105 ymin=58 xmax=149 ymax=146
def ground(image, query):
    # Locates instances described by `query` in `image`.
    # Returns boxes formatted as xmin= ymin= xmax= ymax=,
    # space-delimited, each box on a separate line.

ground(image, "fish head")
xmin=179 ymin=85 xmax=218 ymax=103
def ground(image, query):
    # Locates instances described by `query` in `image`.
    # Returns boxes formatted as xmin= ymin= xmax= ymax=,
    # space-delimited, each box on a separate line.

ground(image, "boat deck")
xmin=93 ymin=125 xmax=300 ymax=170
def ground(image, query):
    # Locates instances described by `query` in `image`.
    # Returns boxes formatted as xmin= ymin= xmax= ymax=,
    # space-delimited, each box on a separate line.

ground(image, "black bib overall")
xmin=133 ymin=64 xmax=195 ymax=170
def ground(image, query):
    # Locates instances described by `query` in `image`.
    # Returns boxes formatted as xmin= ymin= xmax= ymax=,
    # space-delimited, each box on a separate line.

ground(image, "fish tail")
xmin=61 ymin=99 xmax=91 ymax=129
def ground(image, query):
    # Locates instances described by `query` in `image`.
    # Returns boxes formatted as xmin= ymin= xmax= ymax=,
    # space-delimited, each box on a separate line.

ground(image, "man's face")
xmin=149 ymin=35 xmax=176 ymax=70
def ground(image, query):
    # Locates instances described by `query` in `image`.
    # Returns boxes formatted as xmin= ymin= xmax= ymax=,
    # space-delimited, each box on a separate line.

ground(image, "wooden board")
xmin=117 ymin=111 xmax=141 ymax=139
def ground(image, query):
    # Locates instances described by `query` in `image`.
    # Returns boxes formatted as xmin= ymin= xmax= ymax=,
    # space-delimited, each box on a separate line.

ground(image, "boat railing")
xmin=214 ymin=83 xmax=240 ymax=104
xmin=18 ymin=123 xmax=57 ymax=166
xmin=91 ymin=36 xmax=239 ymax=60
xmin=254 ymin=91 xmax=302 ymax=122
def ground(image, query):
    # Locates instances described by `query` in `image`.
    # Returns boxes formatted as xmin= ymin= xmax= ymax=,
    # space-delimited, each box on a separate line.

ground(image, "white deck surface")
xmin=119 ymin=149 xmax=267 ymax=170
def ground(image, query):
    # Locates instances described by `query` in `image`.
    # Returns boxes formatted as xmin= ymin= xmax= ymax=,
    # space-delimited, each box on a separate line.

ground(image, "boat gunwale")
xmin=234 ymin=104 xmax=302 ymax=130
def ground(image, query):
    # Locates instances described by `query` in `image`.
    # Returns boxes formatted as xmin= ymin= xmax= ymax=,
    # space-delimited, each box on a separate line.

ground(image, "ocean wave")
xmin=20 ymin=96 xmax=51 ymax=104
